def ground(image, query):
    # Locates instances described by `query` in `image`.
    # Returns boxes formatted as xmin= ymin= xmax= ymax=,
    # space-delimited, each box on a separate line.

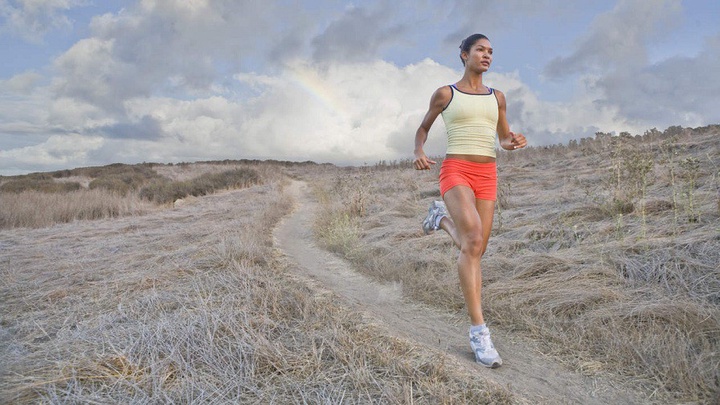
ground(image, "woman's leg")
xmin=441 ymin=186 xmax=487 ymax=325
xmin=475 ymin=198 xmax=495 ymax=257
xmin=438 ymin=201 xmax=493 ymax=251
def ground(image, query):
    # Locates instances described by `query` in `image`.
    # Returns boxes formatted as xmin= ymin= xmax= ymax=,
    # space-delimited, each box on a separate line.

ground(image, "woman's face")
xmin=464 ymin=38 xmax=493 ymax=72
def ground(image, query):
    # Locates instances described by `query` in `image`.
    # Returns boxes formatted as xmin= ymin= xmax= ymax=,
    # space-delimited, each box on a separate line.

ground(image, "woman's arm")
xmin=495 ymin=90 xmax=527 ymax=150
xmin=414 ymin=86 xmax=451 ymax=170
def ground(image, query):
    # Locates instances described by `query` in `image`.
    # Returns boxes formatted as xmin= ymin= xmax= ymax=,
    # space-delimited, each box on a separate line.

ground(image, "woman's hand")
xmin=413 ymin=152 xmax=436 ymax=170
xmin=507 ymin=131 xmax=527 ymax=150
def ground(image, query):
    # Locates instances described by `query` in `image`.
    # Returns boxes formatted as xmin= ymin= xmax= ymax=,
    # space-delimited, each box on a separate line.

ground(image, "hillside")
xmin=1 ymin=125 xmax=718 ymax=403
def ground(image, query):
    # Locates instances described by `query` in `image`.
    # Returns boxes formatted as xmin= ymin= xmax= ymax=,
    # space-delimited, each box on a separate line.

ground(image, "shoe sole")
xmin=477 ymin=359 xmax=502 ymax=368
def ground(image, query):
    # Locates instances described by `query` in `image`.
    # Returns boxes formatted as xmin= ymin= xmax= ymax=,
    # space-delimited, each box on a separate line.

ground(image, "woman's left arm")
xmin=496 ymin=90 xmax=527 ymax=150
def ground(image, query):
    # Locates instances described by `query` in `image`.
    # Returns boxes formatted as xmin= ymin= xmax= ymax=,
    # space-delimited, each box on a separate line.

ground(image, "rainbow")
xmin=288 ymin=65 xmax=349 ymax=119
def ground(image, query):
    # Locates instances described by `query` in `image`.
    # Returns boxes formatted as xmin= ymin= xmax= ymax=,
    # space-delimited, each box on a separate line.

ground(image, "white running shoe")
xmin=470 ymin=328 xmax=502 ymax=368
xmin=422 ymin=200 xmax=448 ymax=235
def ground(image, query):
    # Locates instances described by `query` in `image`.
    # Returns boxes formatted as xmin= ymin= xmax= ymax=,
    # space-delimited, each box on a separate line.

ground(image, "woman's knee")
xmin=460 ymin=230 xmax=485 ymax=256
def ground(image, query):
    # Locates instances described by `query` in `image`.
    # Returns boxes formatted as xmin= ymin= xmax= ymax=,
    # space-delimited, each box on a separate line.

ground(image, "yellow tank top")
xmin=441 ymin=84 xmax=499 ymax=158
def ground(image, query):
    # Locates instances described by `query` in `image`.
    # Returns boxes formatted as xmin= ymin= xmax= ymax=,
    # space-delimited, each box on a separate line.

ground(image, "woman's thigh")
xmin=443 ymin=185 xmax=482 ymax=238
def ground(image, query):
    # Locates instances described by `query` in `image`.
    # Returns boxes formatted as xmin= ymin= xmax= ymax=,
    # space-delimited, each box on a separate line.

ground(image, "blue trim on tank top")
xmin=450 ymin=83 xmax=493 ymax=95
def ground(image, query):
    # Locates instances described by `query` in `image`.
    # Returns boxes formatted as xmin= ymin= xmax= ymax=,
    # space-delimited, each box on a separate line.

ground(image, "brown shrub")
xmin=0 ymin=189 xmax=149 ymax=228
xmin=0 ymin=179 xmax=82 ymax=193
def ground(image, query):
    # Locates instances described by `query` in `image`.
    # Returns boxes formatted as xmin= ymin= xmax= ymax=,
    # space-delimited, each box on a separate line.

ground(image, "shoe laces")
xmin=481 ymin=333 xmax=494 ymax=349
xmin=471 ymin=330 xmax=494 ymax=350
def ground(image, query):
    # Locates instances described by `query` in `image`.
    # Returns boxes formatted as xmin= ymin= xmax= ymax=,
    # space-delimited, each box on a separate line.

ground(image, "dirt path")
xmin=274 ymin=180 xmax=647 ymax=405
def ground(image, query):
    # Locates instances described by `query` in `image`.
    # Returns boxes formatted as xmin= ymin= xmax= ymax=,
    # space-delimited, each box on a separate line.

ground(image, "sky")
xmin=1 ymin=0 xmax=718 ymax=175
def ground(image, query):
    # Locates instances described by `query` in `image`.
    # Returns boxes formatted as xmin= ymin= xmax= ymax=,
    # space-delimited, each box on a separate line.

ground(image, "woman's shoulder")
xmin=432 ymin=85 xmax=453 ymax=101
xmin=493 ymin=88 xmax=506 ymax=108
xmin=427 ymin=85 xmax=453 ymax=111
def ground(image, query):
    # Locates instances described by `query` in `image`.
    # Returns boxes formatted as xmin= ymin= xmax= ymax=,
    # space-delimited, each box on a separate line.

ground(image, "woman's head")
xmin=459 ymin=33 xmax=490 ymax=66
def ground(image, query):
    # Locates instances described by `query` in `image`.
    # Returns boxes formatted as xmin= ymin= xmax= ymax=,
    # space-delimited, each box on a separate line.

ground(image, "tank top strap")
xmin=449 ymin=83 xmax=493 ymax=95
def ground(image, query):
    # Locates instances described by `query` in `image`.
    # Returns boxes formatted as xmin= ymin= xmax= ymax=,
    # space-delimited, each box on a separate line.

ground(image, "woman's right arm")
xmin=414 ymin=86 xmax=451 ymax=170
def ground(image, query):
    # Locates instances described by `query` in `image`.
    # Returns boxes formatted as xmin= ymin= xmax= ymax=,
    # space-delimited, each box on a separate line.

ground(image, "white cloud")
xmin=47 ymin=96 xmax=115 ymax=130
xmin=545 ymin=0 xmax=683 ymax=76
xmin=0 ymin=71 xmax=53 ymax=140
xmin=0 ymin=0 xmax=86 ymax=42
xmin=539 ymin=0 xmax=719 ymax=128
xmin=116 ymin=59 xmax=459 ymax=165
xmin=600 ymin=32 xmax=720 ymax=126
xmin=46 ymin=0 xmax=323 ymax=113
xmin=0 ymin=70 xmax=43 ymax=92
xmin=0 ymin=133 xmax=103 ymax=169
xmin=51 ymin=37 xmax=133 ymax=113
xmin=485 ymin=71 xmax=644 ymax=145
xmin=311 ymin=4 xmax=407 ymax=63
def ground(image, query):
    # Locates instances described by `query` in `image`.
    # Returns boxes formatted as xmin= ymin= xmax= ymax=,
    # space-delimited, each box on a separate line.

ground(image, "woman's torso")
xmin=441 ymin=84 xmax=499 ymax=163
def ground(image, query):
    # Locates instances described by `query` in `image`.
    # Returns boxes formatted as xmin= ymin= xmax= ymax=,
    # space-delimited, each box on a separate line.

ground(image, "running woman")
xmin=413 ymin=33 xmax=527 ymax=368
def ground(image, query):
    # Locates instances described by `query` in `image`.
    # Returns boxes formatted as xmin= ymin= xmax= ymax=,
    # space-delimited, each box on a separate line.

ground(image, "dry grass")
xmin=310 ymin=126 xmax=720 ymax=403
xmin=0 ymin=160 xmax=294 ymax=229
xmin=1 ymin=169 xmax=515 ymax=404
xmin=0 ymin=189 xmax=154 ymax=228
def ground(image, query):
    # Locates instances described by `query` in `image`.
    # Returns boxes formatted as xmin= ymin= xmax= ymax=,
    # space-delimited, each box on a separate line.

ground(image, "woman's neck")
xmin=456 ymin=73 xmax=487 ymax=93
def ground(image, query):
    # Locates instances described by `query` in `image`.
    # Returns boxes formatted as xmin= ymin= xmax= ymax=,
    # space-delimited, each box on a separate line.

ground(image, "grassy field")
xmin=1 ymin=125 xmax=718 ymax=403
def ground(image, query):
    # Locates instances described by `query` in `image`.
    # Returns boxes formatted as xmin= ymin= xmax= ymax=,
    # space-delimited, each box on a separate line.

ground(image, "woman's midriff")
xmin=446 ymin=153 xmax=496 ymax=163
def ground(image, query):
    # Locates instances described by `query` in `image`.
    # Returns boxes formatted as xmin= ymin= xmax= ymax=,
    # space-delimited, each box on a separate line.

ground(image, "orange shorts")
xmin=439 ymin=158 xmax=497 ymax=201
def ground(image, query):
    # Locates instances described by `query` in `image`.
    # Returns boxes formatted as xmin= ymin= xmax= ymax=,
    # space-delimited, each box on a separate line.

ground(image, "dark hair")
xmin=459 ymin=33 xmax=489 ymax=66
